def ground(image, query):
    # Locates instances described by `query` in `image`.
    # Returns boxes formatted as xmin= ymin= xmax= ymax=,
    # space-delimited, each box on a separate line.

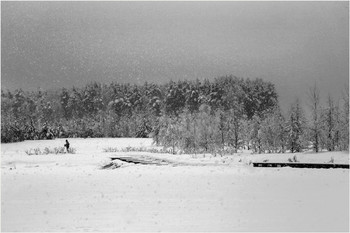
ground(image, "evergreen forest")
xmin=1 ymin=76 xmax=348 ymax=154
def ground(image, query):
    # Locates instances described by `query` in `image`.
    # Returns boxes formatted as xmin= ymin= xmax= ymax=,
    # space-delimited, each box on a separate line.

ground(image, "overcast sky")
xmin=1 ymin=1 xmax=349 ymax=110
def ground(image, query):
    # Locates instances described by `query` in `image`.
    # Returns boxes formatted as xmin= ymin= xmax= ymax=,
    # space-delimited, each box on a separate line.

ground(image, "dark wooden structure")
xmin=253 ymin=162 xmax=349 ymax=169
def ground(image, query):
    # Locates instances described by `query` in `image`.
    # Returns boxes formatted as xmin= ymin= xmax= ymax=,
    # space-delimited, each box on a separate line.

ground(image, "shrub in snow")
xmin=103 ymin=147 xmax=119 ymax=152
xmin=287 ymin=155 xmax=299 ymax=163
xmin=67 ymin=148 xmax=76 ymax=154
xmin=147 ymin=148 xmax=161 ymax=153
xmin=43 ymin=147 xmax=50 ymax=155
xmin=102 ymin=146 xmax=174 ymax=154
xmin=25 ymin=148 xmax=43 ymax=155
xmin=25 ymin=149 xmax=31 ymax=155
xmin=34 ymin=148 xmax=41 ymax=155
xmin=54 ymin=147 xmax=66 ymax=154
xmin=293 ymin=155 xmax=299 ymax=162
xmin=25 ymin=146 xmax=75 ymax=155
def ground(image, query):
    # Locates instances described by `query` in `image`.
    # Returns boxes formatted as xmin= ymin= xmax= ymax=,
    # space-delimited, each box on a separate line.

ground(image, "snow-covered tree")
xmin=196 ymin=104 xmax=217 ymax=152
xmin=286 ymin=98 xmax=307 ymax=153
xmin=260 ymin=106 xmax=287 ymax=153
xmin=320 ymin=94 xmax=337 ymax=151
xmin=165 ymin=81 xmax=186 ymax=116
xmin=307 ymin=84 xmax=322 ymax=152
xmin=250 ymin=115 xmax=263 ymax=153
xmin=340 ymin=87 xmax=349 ymax=150
xmin=157 ymin=116 xmax=182 ymax=154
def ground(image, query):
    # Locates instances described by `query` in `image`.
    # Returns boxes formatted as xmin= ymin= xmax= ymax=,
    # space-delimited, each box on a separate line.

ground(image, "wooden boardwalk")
xmin=253 ymin=162 xmax=349 ymax=169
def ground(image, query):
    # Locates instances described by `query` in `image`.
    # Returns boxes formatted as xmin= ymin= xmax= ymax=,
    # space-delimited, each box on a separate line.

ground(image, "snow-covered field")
xmin=1 ymin=138 xmax=349 ymax=231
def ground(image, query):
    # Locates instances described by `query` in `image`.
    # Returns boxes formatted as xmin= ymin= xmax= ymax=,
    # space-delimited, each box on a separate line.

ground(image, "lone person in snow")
xmin=64 ymin=140 xmax=70 ymax=152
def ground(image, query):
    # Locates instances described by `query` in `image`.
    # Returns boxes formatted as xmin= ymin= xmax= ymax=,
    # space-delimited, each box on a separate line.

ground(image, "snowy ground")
xmin=1 ymin=138 xmax=349 ymax=231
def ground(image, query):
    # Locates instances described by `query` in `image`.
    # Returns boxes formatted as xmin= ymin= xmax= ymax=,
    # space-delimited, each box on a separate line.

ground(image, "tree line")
xmin=1 ymin=76 xmax=348 ymax=154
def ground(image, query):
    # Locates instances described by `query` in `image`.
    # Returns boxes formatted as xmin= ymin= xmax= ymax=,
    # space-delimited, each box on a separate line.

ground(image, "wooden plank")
xmin=253 ymin=162 xmax=349 ymax=169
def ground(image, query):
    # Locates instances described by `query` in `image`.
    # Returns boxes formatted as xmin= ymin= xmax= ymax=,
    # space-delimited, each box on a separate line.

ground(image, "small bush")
xmin=293 ymin=155 xmax=299 ymax=162
xmin=102 ymin=146 xmax=173 ymax=154
xmin=25 ymin=148 xmax=42 ymax=155
xmin=67 ymin=147 xmax=76 ymax=154
xmin=54 ymin=147 xmax=65 ymax=154
xmin=43 ymin=147 xmax=50 ymax=155
xmin=25 ymin=146 xmax=76 ymax=155
xmin=288 ymin=155 xmax=299 ymax=163
xmin=103 ymin=147 xmax=119 ymax=152
xmin=34 ymin=148 xmax=41 ymax=155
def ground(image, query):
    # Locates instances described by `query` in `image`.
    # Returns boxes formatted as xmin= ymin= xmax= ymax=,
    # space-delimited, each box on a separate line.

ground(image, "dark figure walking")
xmin=64 ymin=140 xmax=70 ymax=153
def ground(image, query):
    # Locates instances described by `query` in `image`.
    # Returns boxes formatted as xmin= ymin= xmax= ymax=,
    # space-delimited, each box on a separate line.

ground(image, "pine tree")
xmin=165 ymin=81 xmax=186 ymax=116
xmin=185 ymin=85 xmax=201 ymax=113
xmin=286 ymin=99 xmax=306 ymax=153
xmin=60 ymin=88 xmax=71 ymax=119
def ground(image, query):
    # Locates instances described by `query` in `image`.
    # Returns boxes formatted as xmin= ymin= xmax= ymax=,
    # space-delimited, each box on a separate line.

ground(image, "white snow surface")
xmin=1 ymin=138 xmax=349 ymax=232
